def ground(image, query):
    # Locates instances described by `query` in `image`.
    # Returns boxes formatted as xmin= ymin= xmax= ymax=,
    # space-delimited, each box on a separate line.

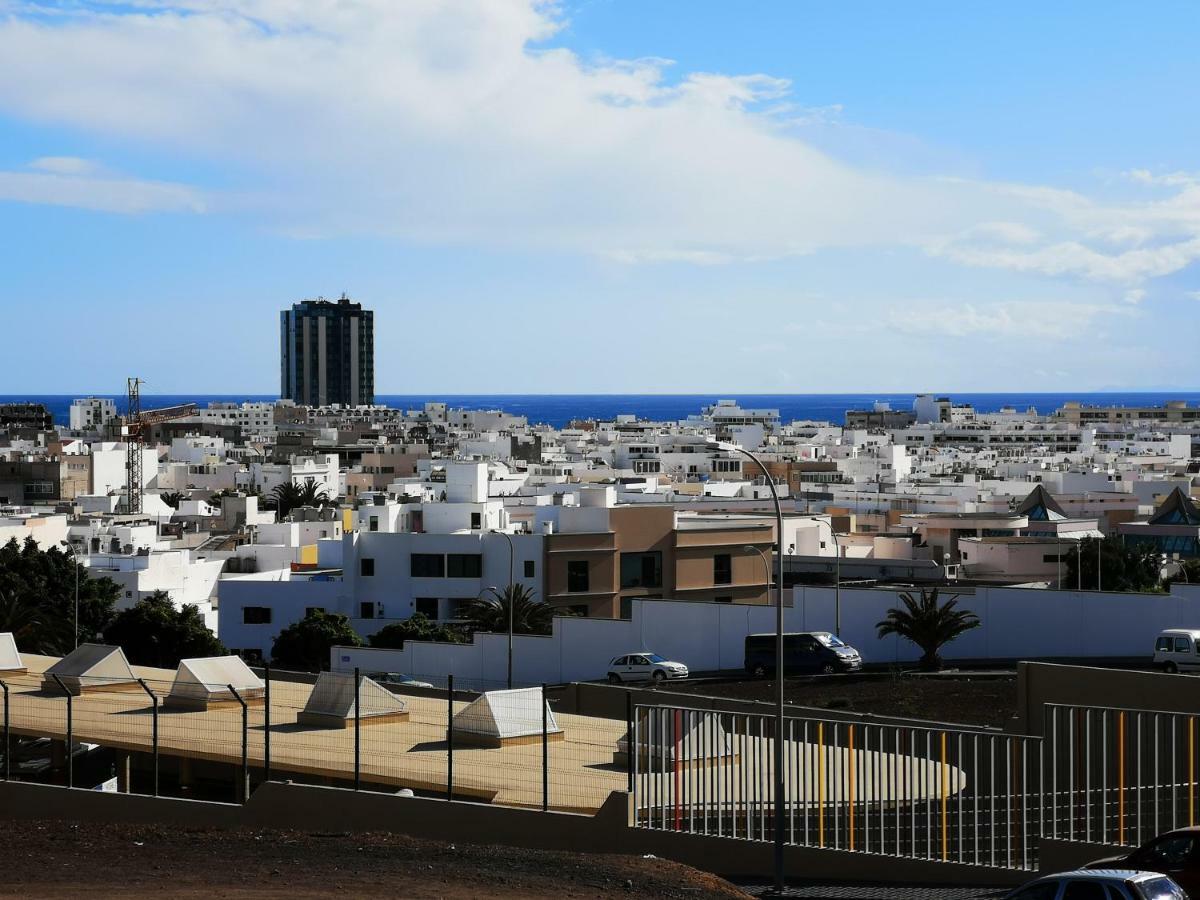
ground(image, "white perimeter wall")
xmin=332 ymin=583 xmax=1200 ymax=685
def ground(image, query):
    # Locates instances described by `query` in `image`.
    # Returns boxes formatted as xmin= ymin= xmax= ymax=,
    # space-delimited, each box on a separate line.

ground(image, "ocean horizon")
xmin=4 ymin=392 xmax=1200 ymax=430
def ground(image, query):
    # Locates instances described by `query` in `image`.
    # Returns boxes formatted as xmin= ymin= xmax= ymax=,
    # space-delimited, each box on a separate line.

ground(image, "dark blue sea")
xmin=5 ymin=393 xmax=1200 ymax=429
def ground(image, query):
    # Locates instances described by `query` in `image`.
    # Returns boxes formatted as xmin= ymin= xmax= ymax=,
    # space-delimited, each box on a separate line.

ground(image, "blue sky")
xmin=1 ymin=1 xmax=1197 ymax=394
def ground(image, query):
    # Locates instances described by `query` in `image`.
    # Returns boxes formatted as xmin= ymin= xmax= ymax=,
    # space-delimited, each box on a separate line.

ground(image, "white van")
xmin=1153 ymin=629 xmax=1200 ymax=673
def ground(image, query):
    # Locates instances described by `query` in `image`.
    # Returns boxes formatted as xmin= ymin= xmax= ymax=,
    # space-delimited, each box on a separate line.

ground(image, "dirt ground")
xmin=663 ymin=673 xmax=1017 ymax=730
xmin=0 ymin=820 xmax=751 ymax=900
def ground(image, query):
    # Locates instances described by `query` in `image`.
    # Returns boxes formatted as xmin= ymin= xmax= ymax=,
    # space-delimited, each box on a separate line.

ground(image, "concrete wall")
xmin=1013 ymin=661 xmax=1200 ymax=736
xmin=0 ymin=781 xmax=1024 ymax=886
xmin=332 ymin=583 xmax=1200 ymax=685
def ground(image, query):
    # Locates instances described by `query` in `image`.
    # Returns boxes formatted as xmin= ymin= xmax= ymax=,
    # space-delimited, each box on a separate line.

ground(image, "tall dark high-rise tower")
xmin=280 ymin=295 xmax=375 ymax=407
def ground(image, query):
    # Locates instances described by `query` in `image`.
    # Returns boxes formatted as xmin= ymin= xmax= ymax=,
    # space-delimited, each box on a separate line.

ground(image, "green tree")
xmin=876 ymin=587 xmax=981 ymax=672
xmin=368 ymin=613 xmax=465 ymax=648
xmin=159 ymin=491 xmax=184 ymax=509
xmin=0 ymin=537 xmax=118 ymax=653
xmin=1162 ymin=559 xmax=1200 ymax=591
xmin=270 ymin=609 xmax=361 ymax=671
xmin=1063 ymin=536 xmax=1161 ymax=593
xmin=269 ymin=477 xmax=330 ymax=518
xmin=103 ymin=591 xmax=225 ymax=668
xmin=459 ymin=584 xmax=560 ymax=636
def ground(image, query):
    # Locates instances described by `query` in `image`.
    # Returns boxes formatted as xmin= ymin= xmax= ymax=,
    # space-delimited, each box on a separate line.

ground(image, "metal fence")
xmin=1045 ymin=703 xmax=1200 ymax=849
xmin=634 ymin=702 xmax=1155 ymax=872
xmin=0 ymin=667 xmax=622 ymax=814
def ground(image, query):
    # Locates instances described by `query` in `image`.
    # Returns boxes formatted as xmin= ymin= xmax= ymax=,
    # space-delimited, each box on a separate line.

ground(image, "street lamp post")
xmin=710 ymin=440 xmax=786 ymax=893
xmin=60 ymin=541 xmax=80 ymax=649
xmin=818 ymin=520 xmax=842 ymax=638
xmin=490 ymin=530 xmax=516 ymax=689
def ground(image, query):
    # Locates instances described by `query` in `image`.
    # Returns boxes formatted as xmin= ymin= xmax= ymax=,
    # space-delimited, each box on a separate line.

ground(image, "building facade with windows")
xmin=280 ymin=295 xmax=374 ymax=407
xmin=539 ymin=487 xmax=774 ymax=618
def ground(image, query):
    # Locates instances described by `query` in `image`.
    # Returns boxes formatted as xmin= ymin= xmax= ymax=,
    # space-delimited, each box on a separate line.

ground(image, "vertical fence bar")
xmin=1 ymin=680 xmax=9 ymax=782
xmin=228 ymin=683 xmax=248 ymax=804
xmin=1190 ymin=717 xmax=1195 ymax=828
xmin=353 ymin=667 xmax=361 ymax=791
xmin=940 ymin=731 xmax=948 ymax=862
xmin=626 ymin=691 xmax=634 ymax=794
xmin=51 ymin=675 xmax=72 ymax=789
xmin=1119 ymin=711 xmax=1126 ymax=845
xmin=136 ymin=678 xmax=158 ymax=797
xmin=263 ymin=664 xmax=271 ymax=784
xmin=632 ymin=704 xmax=640 ymax=828
xmin=446 ymin=674 xmax=454 ymax=802
xmin=848 ymin=724 xmax=856 ymax=852
xmin=541 ymin=683 xmax=549 ymax=813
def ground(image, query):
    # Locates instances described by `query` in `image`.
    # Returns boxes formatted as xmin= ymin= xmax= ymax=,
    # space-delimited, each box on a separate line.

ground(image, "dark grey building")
xmin=280 ymin=295 xmax=374 ymax=407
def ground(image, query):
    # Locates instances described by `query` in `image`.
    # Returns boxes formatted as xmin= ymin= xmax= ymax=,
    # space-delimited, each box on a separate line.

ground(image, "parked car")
xmin=374 ymin=672 xmax=434 ymax=689
xmin=1088 ymin=828 xmax=1200 ymax=897
xmin=744 ymin=631 xmax=862 ymax=677
xmin=1005 ymin=869 xmax=1185 ymax=899
xmin=607 ymin=653 xmax=688 ymax=684
xmin=1153 ymin=630 xmax=1200 ymax=674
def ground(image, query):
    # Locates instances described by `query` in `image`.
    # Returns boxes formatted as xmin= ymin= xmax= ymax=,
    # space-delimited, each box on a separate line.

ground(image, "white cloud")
xmin=1123 ymin=288 xmax=1146 ymax=305
xmin=887 ymin=300 xmax=1131 ymax=341
xmin=0 ymin=0 xmax=1194 ymax=296
xmin=0 ymin=158 xmax=205 ymax=214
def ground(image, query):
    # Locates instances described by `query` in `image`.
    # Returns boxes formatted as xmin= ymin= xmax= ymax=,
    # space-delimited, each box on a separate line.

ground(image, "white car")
xmin=375 ymin=672 xmax=435 ymax=689
xmin=1004 ymin=869 xmax=1185 ymax=900
xmin=607 ymin=652 xmax=688 ymax=684
xmin=1153 ymin=629 xmax=1200 ymax=673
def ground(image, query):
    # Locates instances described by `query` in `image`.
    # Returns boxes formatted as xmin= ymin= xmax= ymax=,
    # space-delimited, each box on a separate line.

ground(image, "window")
xmin=447 ymin=553 xmax=483 ymax=578
xmin=619 ymin=597 xmax=633 ymax=620
xmin=1061 ymin=881 xmax=1109 ymax=900
xmin=304 ymin=606 xmax=325 ymax=617
xmin=242 ymin=606 xmax=272 ymax=625
xmin=567 ymin=560 xmax=590 ymax=593
xmin=1175 ymin=637 xmax=1192 ymax=653
xmin=411 ymin=553 xmax=445 ymax=577
xmin=360 ymin=601 xmax=375 ymax=619
xmin=1008 ymin=885 xmax=1059 ymax=900
xmin=369 ymin=516 xmax=379 ymax=532
xmin=415 ymin=597 xmax=439 ymax=618
xmin=713 ymin=554 xmax=732 ymax=585
xmin=1042 ymin=554 xmax=1063 ymax=563
xmin=1156 ymin=636 xmax=1172 ymax=652
xmin=470 ymin=512 xmax=482 ymax=530
xmin=1137 ymin=834 xmax=1197 ymax=869
xmin=620 ymin=551 xmax=662 ymax=589
xmin=360 ymin=557 xmax=375 ymax=577
xmin=715 ymin=596 xmax=733 ymax=603
xmin=612 ymin=656 xmax=627 ymax=666
xmin=524 ymin=559 xmax=535 ymax=578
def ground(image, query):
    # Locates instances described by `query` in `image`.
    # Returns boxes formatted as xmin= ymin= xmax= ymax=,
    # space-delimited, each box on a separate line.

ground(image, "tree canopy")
xmin=1062 ymin=536 xmax=1161 ymax=593
xmin=459 ymin=584 xmax=560 ymax=636
xmin=0 ymin=537 xmax=118 ymax=654
xmin=103 ymin=591 xmax=225 ymax=668
xmin=876 ymin=587 xmax=980 ymax=672
xmin=268 ymin=477 xmax=330 ymax=519
xmin=368 ymin=613 xmax=465 ymax=649
xmin=270 ymin=609 xmax=361 ymax=671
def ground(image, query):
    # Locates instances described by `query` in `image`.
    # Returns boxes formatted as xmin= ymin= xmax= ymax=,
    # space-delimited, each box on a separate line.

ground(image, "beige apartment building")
xmin=1053 ymin=400 xmax=1200 ymax=424
xmin=543 ymin=503 xmax=774 ymax=618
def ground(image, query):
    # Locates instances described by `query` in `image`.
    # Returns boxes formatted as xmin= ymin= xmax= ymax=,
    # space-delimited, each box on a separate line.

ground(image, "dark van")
xmin=744 ymin=632 xmax=862 ymax=677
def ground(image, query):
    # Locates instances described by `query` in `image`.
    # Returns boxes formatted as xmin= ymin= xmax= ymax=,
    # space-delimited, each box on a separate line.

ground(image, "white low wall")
xmin=332 ymin=583 xmax=1200 ymax=685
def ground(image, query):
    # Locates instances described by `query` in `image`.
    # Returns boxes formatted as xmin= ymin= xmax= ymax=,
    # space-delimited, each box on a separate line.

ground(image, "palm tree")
xmin=876 ymin=587 xmax=980 ymax=672
xmin=270 ymin=477 xmax=329 ymax=518
xmin=460 ymin=584 xmax=558 ymax=636
xmin=159 ymin=491 xmax=184 ymax=509
xmin=0 ymin=590 xmax=70 ymax=655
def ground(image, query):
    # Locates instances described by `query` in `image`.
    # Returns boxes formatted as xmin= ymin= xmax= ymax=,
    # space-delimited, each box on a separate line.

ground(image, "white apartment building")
xmin=69 ymin=397 xmax=117 ymax=432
